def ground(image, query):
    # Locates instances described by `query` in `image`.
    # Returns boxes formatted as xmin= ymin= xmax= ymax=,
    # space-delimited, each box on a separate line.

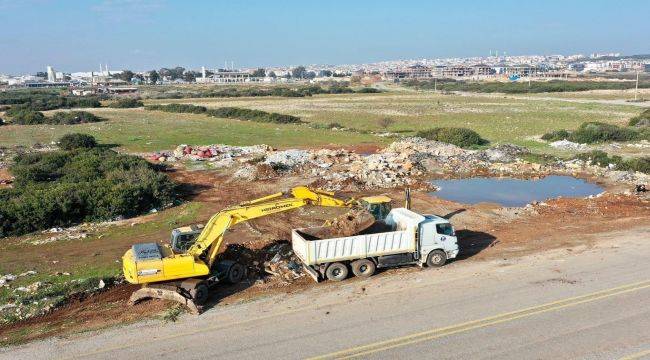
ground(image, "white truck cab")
xmin=384 ymin=208 xmax=459 ymax=266
xmin=417 ymin=214 xmax=460 ymax=265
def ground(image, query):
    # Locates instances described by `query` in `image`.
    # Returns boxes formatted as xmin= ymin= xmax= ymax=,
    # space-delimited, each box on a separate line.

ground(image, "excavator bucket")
xmin=128 ymin=285 xmax=202 ymax=315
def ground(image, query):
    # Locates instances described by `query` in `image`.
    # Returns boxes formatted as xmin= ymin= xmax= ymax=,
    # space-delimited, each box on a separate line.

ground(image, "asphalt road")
xmin=3 ymin=229 xmax=650 ymax=360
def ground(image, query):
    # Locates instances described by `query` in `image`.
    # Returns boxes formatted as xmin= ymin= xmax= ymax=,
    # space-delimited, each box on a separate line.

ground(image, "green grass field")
xmin=145 ymin=92 xmax=642 ymax=152
xmin=0 ymin=91 xmax=645 ymax=154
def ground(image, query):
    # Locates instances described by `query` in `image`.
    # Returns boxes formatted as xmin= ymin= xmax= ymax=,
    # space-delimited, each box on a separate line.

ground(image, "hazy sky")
xmin=1 ymin=0 xmax=649 ymax=74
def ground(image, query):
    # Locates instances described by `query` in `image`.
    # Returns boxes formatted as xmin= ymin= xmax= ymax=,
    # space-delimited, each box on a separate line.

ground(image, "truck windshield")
xmin=436 ymin=223 xmax=454 ymax=236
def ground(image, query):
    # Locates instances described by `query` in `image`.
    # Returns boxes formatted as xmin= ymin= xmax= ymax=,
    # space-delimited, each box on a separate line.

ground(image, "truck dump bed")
xmin=291 ymin=208 xmax=421 ymax=266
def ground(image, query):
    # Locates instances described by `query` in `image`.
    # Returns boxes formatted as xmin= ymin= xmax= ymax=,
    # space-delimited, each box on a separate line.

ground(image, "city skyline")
xmin=1 ymin=0 xmax=649 ymax=74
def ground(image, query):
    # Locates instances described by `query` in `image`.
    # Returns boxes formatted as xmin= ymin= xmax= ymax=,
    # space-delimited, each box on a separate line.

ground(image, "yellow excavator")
xmin=122 ymin=186 xmax=392 ymax=313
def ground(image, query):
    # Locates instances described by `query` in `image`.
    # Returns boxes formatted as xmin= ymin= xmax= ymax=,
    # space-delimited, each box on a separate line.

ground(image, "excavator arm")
xmin=188 ymin=186 xmax=351 ymax=267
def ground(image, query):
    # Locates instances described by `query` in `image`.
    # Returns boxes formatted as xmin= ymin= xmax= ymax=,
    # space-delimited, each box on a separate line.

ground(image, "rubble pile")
xmin=217 ymin=242 xmax=305 ymax=284
xmin=264 ymin=149 xmax=311 ymax=169
xmin=475 ymin=144 xmax=530 ymax=163
xmin=151 ymin=144 xmax=271 ymax=166
xmin=261 ymin=243 xmax=305 ymax=282
xmin=549 ymin=140 xmax=588 ymax=151
xmin=151 ymin=137 xmax=648 ymax=190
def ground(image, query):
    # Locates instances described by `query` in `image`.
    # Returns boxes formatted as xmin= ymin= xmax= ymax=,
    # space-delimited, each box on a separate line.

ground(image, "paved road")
xmin=3 ymin=229 xmax=650 ymax=360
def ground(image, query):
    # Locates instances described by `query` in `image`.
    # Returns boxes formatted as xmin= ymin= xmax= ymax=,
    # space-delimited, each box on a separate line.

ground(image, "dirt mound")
xmin=299 ymin=209 xmax=376 ymax=239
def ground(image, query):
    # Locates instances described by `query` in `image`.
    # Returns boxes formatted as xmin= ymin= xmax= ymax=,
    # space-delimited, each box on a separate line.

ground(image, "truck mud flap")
xmin=302 ymin=264 xmax=320 ymax=282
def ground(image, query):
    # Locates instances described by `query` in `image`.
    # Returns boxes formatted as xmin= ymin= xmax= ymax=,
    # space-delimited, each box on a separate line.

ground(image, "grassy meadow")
xmin=0 ymin=90 xmax=646 ymax=155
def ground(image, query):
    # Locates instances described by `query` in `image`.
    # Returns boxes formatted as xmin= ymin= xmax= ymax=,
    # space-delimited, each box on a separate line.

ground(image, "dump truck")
xmin=292 ymin=208 xmax=459 ymax=281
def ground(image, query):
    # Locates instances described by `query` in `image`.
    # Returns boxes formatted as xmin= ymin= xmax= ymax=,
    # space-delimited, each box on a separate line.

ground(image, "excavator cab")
xmin=170 ymin=224 xmax=204 ymax=253
xmin=358 ymin=196 xmax=392 ymax=221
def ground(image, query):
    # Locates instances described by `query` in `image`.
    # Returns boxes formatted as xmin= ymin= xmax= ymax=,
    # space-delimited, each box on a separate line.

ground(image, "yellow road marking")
xmin=620 ymin=349 xmax=650 ymax=360
xmin=310 ymin=280 xmax=650 ymax=360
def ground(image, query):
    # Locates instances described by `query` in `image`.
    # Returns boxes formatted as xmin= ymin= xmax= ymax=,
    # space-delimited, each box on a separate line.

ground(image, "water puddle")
xmin=430 ymin=175 xmax=603 ymax=207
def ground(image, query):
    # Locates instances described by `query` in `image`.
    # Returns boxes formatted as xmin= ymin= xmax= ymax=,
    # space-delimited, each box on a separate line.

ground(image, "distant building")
xmin=382 ymin=65 xmax=433 ymax=80
xmin=437 ymin=64 xmax=494 ymax=78
xmin=197 ymin=69 xmax=261 ymax=84
xmin=504 ymin=64 xmax=538 ymax=77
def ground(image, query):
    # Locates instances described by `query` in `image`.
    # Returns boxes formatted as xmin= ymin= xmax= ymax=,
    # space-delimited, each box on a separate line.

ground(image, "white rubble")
xmin=549 ymin=140 xmax=587 ymax=151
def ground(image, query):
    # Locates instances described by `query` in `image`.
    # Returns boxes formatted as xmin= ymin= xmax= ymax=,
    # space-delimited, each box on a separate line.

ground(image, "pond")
xmin=430 ymin=175 xmax=604 ymax=207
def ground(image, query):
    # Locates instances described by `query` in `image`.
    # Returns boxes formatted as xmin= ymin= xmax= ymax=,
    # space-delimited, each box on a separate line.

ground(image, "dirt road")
xmin=3 ymin=227 xmax=648 ymax=360
xmin=460 ymin=91 xmax=650 ymax=107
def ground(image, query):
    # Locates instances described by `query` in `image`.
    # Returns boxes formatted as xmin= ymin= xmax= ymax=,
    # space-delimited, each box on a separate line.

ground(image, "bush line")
xmin=145 ymin=104 xmax=303 ymax=124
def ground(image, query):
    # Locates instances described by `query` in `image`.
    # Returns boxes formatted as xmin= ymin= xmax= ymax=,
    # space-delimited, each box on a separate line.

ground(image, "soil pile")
xmin=298 ymin=209 xmax=376 ymax=240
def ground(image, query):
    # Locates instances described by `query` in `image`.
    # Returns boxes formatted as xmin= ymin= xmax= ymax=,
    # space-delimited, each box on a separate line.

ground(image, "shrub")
xmin=146 ymin=103 xmax=302 ymax=124
xmin=416 ymin=127 xmax=488 ymax=148
xmin=108 ymin=98 xmax=144 ymax=108
xmin=7 ymin=109 xmax=46 ymax=125
xmin=59 ymin=133 xmax=97 ymax=150
xmin=377 ymin=117 xmax=395 ymax=129
xmin=0 ymin=91 xmax=101 ymax=111
xmin=629 ymin=109 xmax=650 ymax=127
xmin=0 ymin=144 xmax=176 ymax=237
xmin=0 ymin=118 xmax=4 ymax=126
xmin=541 ymin=129 xmax=570 ymax=141
xmin=619 ymin=157 xmax=650 ymax=173
xmin=50 ymin=111 xmax=102 ymax=125
xmin=543 ymin=120 xmax=650 ymax=144
xmin=206 ymin=107 xmax=302 ymax=124
xmin=356 ymin=87 xmax=381 ymax=93
xmin=146 ymin=103 xmax=207 ymax=114
xmin=569 ymin=122 xmax=639 ymax=143
xmin=574 ymin=150 xmax=649 ymax=174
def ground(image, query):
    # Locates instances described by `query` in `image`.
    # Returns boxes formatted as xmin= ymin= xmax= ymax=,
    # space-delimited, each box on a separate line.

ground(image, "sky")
xmin=1 ymin=0 xmax=649 ymax=74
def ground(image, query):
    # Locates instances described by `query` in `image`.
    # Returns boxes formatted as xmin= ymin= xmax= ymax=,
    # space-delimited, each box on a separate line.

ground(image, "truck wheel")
xmin=226 ymin=262 xmax=245 ymax=284
xmin=426 ymin=250 xmax=447 ymax=267
xmin=351 ymin=259 xmax=376 ymax=278
xmin=325 ymin=262 xmax=348 ymax=281
xmin=190 ymin=283 xmax=209 ymax=305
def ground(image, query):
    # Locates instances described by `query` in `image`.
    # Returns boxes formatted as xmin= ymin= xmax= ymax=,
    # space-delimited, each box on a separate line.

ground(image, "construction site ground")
xmin=1 ymin=164 xmax=648 ymax=346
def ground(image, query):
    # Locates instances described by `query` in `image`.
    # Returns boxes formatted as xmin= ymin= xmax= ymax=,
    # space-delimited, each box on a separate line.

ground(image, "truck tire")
xmin=351 ymin=259 xmax=376 ymax=278
xmin=190 ymin=283 xmax=209 ymax=305
xmin=325 ymin=262 xmax=348 ymax=281
xmin=225 ymin=262 xmax=245 ymax=284
xmin=426 ymin=250 xmax=447 ymax=267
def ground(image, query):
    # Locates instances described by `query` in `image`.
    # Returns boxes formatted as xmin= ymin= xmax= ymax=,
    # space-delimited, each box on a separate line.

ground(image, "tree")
xmin=251 ymin=68 xmax=266 ymax=77
xmin=292 ymin=66 xmax=307 ymax=79
xmin=59 ymin=133 xmax=97 ymax=150
xmin=159 ymin=66 xmax=185 ymax=80
xmin=305 ymin=71 xmax=316 ymax=80
xmin=149 ymin=70 xmax=160 ymax=84
xmin=268 ymin=71 xmax=277 ymax=78
xmin=183 ymin=71 xmax=197 ymax=83
xmin=117 ymin=70 xmax=134 ymax=83
xmin=319 ymin=70 xmax=333 ymax=77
